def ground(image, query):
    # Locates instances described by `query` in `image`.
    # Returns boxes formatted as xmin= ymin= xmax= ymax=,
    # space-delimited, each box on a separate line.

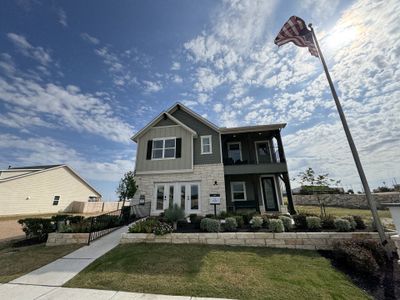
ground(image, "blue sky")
xmin=0 ymin=0 xmax=399 ymax=200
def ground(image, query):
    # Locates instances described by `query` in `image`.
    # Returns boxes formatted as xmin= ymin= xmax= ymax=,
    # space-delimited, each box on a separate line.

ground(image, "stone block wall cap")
xmin=381 ymin=203 xmax=400 ymax=207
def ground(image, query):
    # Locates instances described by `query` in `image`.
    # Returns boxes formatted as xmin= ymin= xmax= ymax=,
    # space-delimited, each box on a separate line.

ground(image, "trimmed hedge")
xmin=18 ymin=218 xmax=55 ymax=241
xmin=200 ymin=218 xmax=221 ymax=232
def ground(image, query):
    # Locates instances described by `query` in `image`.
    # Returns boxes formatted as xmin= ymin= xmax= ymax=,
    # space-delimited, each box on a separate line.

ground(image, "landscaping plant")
xmin=153 ymin=222 xmax=174 ymax=236
xmin=128 ymin=218 xmax=159 ymax=233
xmin=352 ymin=215 xmax=366 ymax=230
xmin=306 ymin=216 xmax=322 ymax=231
xmin=321 ymin=215 xmax=335 ymax=230
xmin=250 ymin=216 xmax=263 ymax=230
xmin=224 ymin=217 xmax=238 ymax=232
xmin=18 ymin=218 xmax=55 ymax=242
xmin=279 ymin=215 xmax=293 ymax=231
xmin=293 ymin=213 xmax=308 ymax=230
xmin=164 ymin=204 xmax=185 ymax=230
xmin=233 ymin=215 xmax=244 ymax=228
xmin=334 ymin=218 xmax=352 ymax=232
xmin=342 ymin=216 xmax=357 ymax=230
xmin=200 ymin=218 xmax=220 ymax=232
xmin=269 ymin=219 xmax=284 ymax=233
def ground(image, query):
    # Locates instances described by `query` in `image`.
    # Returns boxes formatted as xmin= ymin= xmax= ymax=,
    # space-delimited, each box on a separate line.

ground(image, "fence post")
xmin=87 ymin=217 xmax=94 ymax=245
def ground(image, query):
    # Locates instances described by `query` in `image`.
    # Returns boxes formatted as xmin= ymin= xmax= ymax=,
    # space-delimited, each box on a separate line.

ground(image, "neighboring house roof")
xmin=131 ymin=111 xmax=197 ymax=142
xmin=0 ymin=164 xmax=101 ymax=196
xmin=131 ymin=102 xmax=286 ymax=142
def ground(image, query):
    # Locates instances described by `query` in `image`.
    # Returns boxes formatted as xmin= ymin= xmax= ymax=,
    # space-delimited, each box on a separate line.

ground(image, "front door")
xmin=155 ymin=182 xmax=200 ymax=214
xmin=261 ymin=177 xmax=278 ymax=211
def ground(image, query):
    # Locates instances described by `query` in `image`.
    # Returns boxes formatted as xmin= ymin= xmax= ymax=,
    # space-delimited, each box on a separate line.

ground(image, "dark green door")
xmin=261 ymin=177 xmax=278 ymax=211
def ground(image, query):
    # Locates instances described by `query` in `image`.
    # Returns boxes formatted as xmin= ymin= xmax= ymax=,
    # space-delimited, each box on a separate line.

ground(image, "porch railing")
xmin=87 ymin=209 xmax=124 ymax=245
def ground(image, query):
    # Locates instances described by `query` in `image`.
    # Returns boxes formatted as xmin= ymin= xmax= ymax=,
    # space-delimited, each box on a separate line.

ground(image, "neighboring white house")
xmin=0 ymin=164 xmax=101 ymax=216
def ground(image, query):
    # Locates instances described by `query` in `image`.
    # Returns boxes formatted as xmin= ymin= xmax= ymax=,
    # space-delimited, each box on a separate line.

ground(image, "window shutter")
xmin=176 ymin=138 xmax=182 ymax=158
xmin=146 ymin=140 xmax=153 ymax=160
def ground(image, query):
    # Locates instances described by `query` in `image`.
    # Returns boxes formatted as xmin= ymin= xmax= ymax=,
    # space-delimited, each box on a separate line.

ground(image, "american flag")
xmin=274 ymin=16 xmax=319 ymax=57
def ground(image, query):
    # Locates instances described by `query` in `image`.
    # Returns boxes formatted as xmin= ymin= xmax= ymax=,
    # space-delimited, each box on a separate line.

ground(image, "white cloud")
xmin=0 ymin=133 xmax=134 ymax=183
xmin=171 ymin=62 xmax=181 ymax=70
xmin=7 ymin=33 xmax=52 ymax=65
xmin=58 ymin=8 xmax=67 ymax=27
xmin=172 ymin=74 xmax=183 ymax=84
xmin=0 ymin=74 xmax=134 ymax=143
xmin=80 ymin=32 xmax=100 ymax=45
xmin=143 ymin=80 xmax=162 ymax=93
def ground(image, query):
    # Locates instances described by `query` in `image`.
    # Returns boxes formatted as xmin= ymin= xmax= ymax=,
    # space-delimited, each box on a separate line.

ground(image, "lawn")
xmin=296 ymin=205 xmax=391 ymax=219
xmin=65 ymin=244 xmax=370 ymax=300
xmin=0 ymin=241 xmax=81 ymax=282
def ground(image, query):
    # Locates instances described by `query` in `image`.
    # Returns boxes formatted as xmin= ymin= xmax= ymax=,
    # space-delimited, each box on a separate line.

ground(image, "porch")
xmin=225 ymin=174 xmax=286 ymax=213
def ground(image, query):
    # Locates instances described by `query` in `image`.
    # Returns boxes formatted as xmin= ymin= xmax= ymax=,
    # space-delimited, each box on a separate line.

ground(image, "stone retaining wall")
xmin=46 ymin=232 xmax=89 ymax=246
xmin=120 ymin=232 xmax=394 ymax=250
xmin=293 ymin=192 xmax=400 ymax=209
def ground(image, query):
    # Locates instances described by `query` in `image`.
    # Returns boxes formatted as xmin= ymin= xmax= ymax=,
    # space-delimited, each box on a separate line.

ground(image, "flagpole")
xmin=308 ymin=24 xmax=389 ymax=249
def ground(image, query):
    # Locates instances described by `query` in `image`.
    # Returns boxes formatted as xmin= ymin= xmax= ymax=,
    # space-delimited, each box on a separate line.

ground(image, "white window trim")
xmin=200 ymin=135 xmax=212 ymax=155
xmin=255 ymin=140 xmax=272 ymax=164
xmin=152 ymin=137 xmax=176 ymax=160
xmin=227 ymin=141 xmax=242 ymax=161
xmin=230 ymin=181 xmax=247 ymax=201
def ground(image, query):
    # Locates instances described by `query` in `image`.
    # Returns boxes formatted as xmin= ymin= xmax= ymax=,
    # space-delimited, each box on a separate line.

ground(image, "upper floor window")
xmin=201 ymin=135 xmax=212 ymax=154
xmin=227 ymin=142 xmax=242 ymax=163
xmin=152 ymin=138 xmax=176 ymax=159
xmin=255 ymin=141 xmax=272 ymax=164
xmin=53 ymin=195 xmax=60 ymax=206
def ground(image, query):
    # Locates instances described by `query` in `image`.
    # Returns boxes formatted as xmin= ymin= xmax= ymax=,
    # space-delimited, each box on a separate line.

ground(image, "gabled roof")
xmin=0 ymin=164 xmax=101 ymax=196
xmin=167 ymin=103 xmax=220 ymax=132
xmin=131 ymin=110 xmax=197 ymax=142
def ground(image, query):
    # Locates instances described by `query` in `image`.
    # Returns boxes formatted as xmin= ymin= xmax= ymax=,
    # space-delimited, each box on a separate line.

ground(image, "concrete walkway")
xmin=1 ymin=225 xmax=233 ymax=299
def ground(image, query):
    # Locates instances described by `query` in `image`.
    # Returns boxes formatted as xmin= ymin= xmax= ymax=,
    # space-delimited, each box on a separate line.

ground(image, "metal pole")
xmin=308 ymin=24 xmax=388 ymax=248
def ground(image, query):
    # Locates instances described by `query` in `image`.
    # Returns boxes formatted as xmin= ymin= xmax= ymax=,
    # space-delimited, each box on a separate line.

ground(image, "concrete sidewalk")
xmin=0 ymin=285 xmax=233 ymax=299
xmin=11 ymin=225 xmax=128 ymax=286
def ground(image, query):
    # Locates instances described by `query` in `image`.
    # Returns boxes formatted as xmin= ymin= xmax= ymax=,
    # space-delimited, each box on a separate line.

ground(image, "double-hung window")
xmin=53 ymin=196 xmax=60 ymax=206
xmin=152 ymin=138 xmax=176 ymax=159
xmin=227 ymin=142 xmax=242 ymax=163
xmin=231 ymin=182 xmax=246 ymax=201
xmin=201 ymin=135 xmax=212 ymax=154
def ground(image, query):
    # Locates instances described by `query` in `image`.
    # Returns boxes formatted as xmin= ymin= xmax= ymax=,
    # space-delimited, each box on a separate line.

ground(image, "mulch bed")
xmin=319 ymin=250 xmax=400 ymax=300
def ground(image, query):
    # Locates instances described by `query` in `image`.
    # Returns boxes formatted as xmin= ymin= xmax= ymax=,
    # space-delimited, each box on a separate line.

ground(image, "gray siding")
xmin=171 ymin=109 xmax=221 ymax=165
xmin=135 ymin=126 xmax=192 ymax=173
xmin=224 ymin=174 xmax=260 ymax=208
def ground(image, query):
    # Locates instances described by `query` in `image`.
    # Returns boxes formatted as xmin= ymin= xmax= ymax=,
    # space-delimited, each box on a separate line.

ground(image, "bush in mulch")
xmin=18 ymin=218 xmax=55 ymax=242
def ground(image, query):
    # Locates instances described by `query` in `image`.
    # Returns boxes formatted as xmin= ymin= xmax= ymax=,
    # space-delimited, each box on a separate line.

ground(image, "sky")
xmin=0 ymin=0 xmax=399 ymax=200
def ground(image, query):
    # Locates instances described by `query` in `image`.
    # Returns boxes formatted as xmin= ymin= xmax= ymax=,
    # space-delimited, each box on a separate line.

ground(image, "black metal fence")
xmin=87 ymin=209 xmax=123 ymax=244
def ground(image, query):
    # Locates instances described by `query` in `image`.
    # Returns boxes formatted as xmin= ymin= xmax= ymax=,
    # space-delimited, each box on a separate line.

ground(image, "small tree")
xmin=116 ymin=171 xmax=137 ymax=204
xmin=295 ymin=167 xmax=341 ymax=217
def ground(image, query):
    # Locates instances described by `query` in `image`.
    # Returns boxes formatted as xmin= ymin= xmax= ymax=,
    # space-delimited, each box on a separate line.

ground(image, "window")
xmin=255 ymin=141 xmax=272 ymax=163
xmin=201 ymin=135 xmax=212 ymax=154
xmin=152 ymin=138 xmax=176 ymax=159
xmin=227 ymin=142 xmax=242 ymax=162
xmin=231 ymin=182 xmax=246 ymax=201
xmin=53 ymin=195 xmax=60 ymax=206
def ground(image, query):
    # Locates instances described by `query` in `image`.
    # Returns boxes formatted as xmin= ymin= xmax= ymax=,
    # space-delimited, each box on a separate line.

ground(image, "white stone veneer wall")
xmin=134 ymin=163 xmax=226 ymax=216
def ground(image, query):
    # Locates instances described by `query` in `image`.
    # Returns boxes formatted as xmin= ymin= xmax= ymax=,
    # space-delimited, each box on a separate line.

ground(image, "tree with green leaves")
xmin=295 ymin=167 xmax=341 ymax=217
xmin=116 ymin=171 xmax=137 ymax=202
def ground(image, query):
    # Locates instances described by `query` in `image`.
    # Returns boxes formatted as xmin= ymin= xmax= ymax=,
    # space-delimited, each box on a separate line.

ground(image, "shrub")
xmin=67 ymin=215 xmax=85 ymax=224
xmin=241 ymin=212 xmax=256 ymax=225
xmin=128 ymin=218 xmax=159 ymax=233
xmin=321 ymin=215 xmax=335 ymax=230
xmin=205 ymin=214 xmax=216 ymax=219
xmin=233 ymin=215 xmax=244 ymax=228
xmin=224 ymin=217 xmax=238 ymax=232
xmin=121 ymin=206 xmax=135 ymax=224
xmin=352 ymin=215 xmax=366 ymax=230
xmin=342 ymin=216 xmax=356 ymax=231
xmin=164 ymin=204 xmax=185 ymax=230
xmin=293 ymin=214 xmax=307 ymax=230
xmin=189 ymin=214 xmax=198 ymax=223
xmin=269 ymin=219 xmax=284 ymax=233
xmin=334 ymin=218 xmax=352 ymax=232
xmin=250 ymin=216 xmax=263 ymax=230
xmin=333 ymin=240 xmax=380 ymax=276
xmin=189 ymin=214 xmax=203 ymax=229
xmin=279 ymin=216 xmax=293 ymax=231
xmin=153 ymin=222 xmax=173 ymax=235
xmin=200 ymin=218 xmax=220 ymax=232
xmin=18 ymin=218 xmax=55 ymax=241
xmin=306 ymin=216 xmax=321 ymax=231
xmin=51 ymin=214 xmax=70 ymax=223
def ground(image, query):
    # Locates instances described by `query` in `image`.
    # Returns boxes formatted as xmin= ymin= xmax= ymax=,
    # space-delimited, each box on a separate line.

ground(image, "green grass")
xmin=296 ymin=205 xmax=391 ymax=219
xmin=65 ymin=244 xmax=370 ymax=300
xmin=0 ymin=242 xmax=81 ymax=282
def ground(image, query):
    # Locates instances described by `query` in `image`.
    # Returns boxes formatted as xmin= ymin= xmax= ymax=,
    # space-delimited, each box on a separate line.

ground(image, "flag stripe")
xmin=274 ymin=16 xmax=319 ymax=57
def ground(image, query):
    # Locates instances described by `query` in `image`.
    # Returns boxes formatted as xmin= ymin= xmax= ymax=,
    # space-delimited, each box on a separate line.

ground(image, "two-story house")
xmin=131 ymin=103 xmax=295 ymax=216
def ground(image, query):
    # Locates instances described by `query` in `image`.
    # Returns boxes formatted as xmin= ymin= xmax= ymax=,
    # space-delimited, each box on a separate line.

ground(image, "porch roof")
xmin=220 ymin=123 xmax=286 ymax=134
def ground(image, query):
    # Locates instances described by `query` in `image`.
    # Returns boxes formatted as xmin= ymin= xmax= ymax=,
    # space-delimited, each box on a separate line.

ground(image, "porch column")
xmin=275 ymin=131 xmax=286 ymax=163
xmin=282 ymin=172 xmax=296 ymax=215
